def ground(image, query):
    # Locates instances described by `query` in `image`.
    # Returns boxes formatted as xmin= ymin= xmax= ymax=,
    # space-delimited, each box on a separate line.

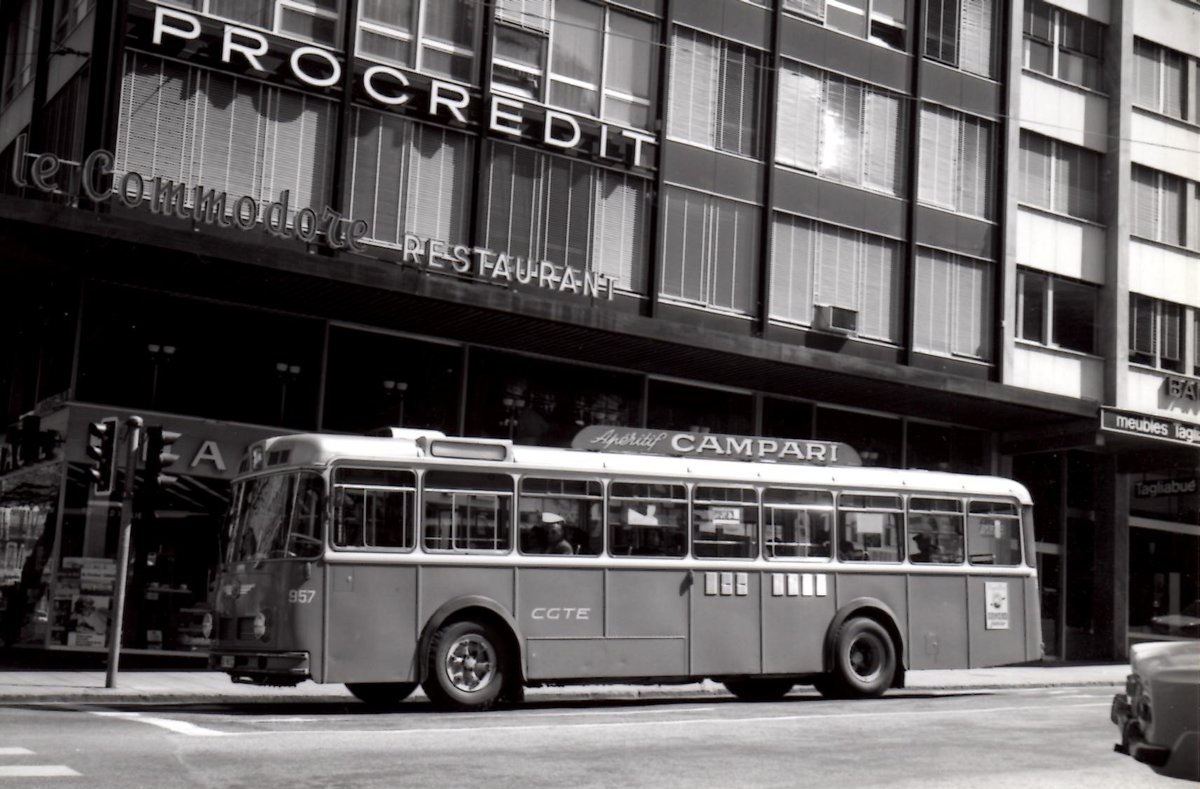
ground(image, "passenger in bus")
xmin=910 ymin=532 xmax=935 ymax=563
xmin=543 ymin=513 xmax=573 ymax=555
xmin=633 ymin=528 xmax=665 ymax=555
xmin=838 ymin=539 xmax=866 ymax=561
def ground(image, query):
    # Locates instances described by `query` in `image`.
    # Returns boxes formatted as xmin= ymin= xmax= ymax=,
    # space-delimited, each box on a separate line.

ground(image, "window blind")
xmin=919 ymin=105 xmax=994 ymax=220
xmin=116 ymin=53 xmax=334 ymax=223
xmin=914 ymin=249 xmax=992 ymax=361
xmin=496 ymin=0 xmax=551 ymax=33
xmin=661 ymin=187 xmax=758 ymax=315
xmin=669 ymin=27 xmax=761 ymax=158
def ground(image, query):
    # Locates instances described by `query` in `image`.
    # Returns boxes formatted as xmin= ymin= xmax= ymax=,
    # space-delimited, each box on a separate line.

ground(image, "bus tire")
xmin=723 ymin=678 xmax=794 ymax=702
xmin=825 ymin=617 xmax=895 ymax=699
xmin=423 ymin=620 xmax=507 ymax=712
xmin=345 ymin=682 xmax=417 ymax=708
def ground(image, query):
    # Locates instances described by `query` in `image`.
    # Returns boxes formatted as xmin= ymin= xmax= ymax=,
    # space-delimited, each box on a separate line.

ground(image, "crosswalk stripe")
xmin=0 ymin=766 xmax=81 ymax=777
xmin=0 ymin=748 xmax=34 ymax=756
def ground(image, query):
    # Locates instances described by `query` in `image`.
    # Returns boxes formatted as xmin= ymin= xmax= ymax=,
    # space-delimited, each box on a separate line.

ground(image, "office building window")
xmin=918 ymin=105 xmax=995 ymax=220
xmin=1018 ymin=132 xmax=1102 ymax=223
xmin=770 ymin=213 xmax=903 ymax=343
xmin=1017 ymin=270 xmax=1097 ymax=355
xmin=668 ymin=27 xmax=764 ymax=158
xmin=1022 ymin=0 xmax=1104 ymax=92
xmin=776 ymin=62 xmax=907 ymax=196
xmin=172 ymin=0 xmax=341 ymax=46
xmin=782 ymin=0 xmax=907 ymax=51
xmin=1132 ymin=166 xmax=1194 ymax=249
xmin=357 ymin=0 xmax=479 ymax=83
xmin=914 ymin=248 xmax=992 ymax=361
xmin=660 ymin=186 xmax=759 ymax=315
xmin=348 ymin=111 xmax=474 ymax=248
xmin=1133 ymin=39 xmax=1191 ymax=122
xmin=53 ymin=0 xmax=96 ymax=43
xmin=115 ymin=53 xmax=336 ymax=225
xmin=491 ymin=0 xmax=658 ymax=129
xmin=483 ymin=142 xmax=651 ymax=295
xmin=925 ymin=0 xmax=995 ymax=79
xmin=2 ymin=0 xmax=37 ymax=106
xmin=1130 ymin=295 xmax=1184 ymax=373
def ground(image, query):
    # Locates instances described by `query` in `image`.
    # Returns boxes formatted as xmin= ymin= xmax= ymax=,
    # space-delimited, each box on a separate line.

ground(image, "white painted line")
xmin=0 ymin=766 xmax=81 ymax=777
xmin=241 ymin=701 xmax=1111 ymax=738
xmin=90 ymin=711 xmax=227 ymax=737
xmin=0 ymin=747 xmax=34 ymax=756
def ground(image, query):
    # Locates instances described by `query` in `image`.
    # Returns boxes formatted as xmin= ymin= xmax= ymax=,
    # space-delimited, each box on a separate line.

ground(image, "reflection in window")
xmin=608 ymin=482 xmax=687 ymax=557
xmin=838 ymin=494 xmax=902 ymax=562
xmin=907 ymin=497 xmax=964 ymax=563
xmin=967 ymin=501 xmax=1021 ymax=565
xmin=784 ymin=0 xmax=907 ymax=50
xmin=764 ymin=488 xmax=832 ymax=559
xmin=776 ymin=62 xmax=906 ymax=196
xmin=693 ymin=486 xmax=758 ymax=559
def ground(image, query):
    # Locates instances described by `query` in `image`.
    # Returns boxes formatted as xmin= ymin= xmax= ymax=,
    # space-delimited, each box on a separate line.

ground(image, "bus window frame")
xmin=691 ymin=483 xmax=760 ymax=560
xmin=517 ymin=475 xmax=604 ymax=557
xmin=331 ymin=464 xmax=418 ymax=553
xmin=421 ymin=468 xmax=515 ymax=555
xmin=906 ymin=495 xmax=966 ymax=565
xmin=607 ymin=479 xmax=689 ymax=559
xmin=837 ymin=491 xmax=904 ymax=563
xmin=762 ymin=487 xmax=834 ymax=562
xmin=965 ymin=498 xmax=1023 ymax=567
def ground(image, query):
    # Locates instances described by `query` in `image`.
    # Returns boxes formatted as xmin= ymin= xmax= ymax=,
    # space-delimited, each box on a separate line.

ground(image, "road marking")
xmin=519 ymin=706 xmax=718 ymax=719
xmin=238 ymin=700 xmax=1111 ymax=739
xmin=0 ymin=766 xmax=81 ymax=777
xmin=90 ymin=711 xmax=227 ymax=737
xmin=0 ymin=748 xmax=34 ymax=756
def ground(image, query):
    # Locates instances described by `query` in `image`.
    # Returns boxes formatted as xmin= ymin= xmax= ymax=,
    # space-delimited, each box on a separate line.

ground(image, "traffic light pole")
xmin=105 ymin=416 xmax=142 ymax=689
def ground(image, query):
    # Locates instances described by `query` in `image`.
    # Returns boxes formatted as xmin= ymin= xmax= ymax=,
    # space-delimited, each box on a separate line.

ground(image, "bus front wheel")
xmin=345 ymin=682 xmax=417 ymax=708
xmin=724 ymin=678 xmax=795 ymax=702
xmin=821 ymin=617 xmax=895 ymax=699
xmin=423 ymin=620 xmax=508 ymax=712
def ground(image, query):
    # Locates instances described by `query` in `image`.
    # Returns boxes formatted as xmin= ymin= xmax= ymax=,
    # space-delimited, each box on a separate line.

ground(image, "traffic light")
xmin=86 ymin=418 xmax=119 ymax=493
xmin=144 ymin=425 xmax=181 ymax=491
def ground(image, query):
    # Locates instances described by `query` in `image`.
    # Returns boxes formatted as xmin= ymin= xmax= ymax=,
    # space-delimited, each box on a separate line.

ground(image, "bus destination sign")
xmin=571 ymin=426 xmax=862 ymax=467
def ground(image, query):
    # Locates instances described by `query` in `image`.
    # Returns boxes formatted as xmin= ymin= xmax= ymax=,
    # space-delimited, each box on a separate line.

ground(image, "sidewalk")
xmin=0 ymin=663 xmax=1128 ymax=705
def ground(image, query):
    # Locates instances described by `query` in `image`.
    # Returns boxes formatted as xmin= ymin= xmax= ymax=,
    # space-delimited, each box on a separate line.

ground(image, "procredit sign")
xmin=571 ymin=426 xmax=862 ymax=467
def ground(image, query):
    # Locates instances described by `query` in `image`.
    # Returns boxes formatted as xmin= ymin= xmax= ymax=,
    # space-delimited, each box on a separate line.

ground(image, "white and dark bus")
xmin=207 ymin=427 xmax=1040 ymax=711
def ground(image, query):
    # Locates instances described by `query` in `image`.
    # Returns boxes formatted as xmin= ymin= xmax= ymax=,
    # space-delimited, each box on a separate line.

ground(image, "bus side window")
xmin=337 ymin=489 xmax=365 ymax=547
xmin=762 ymin=488 xmax=833 ymax=560
xmin=967 ymin=500 xmax=1021 ymax=566
xmin=423 ymin=471 xmax=513 ymax=553
xmin=609 ymin=482 xmax=687 ymax=557
xmin=838 ymin=494 xmax=903 ymax=562
xmin=517 ymin=478 xmax=603 ymax=557
xmin=692 ymin=486 xmax=758 ymax=559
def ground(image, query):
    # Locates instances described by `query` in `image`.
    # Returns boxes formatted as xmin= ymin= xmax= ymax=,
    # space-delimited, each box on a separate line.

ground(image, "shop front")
xmin=0 ymin=402 xmax=280 ymax=655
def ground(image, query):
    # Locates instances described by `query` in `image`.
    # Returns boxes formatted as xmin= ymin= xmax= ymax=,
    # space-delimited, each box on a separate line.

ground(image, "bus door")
xmin=603 ymin=483 xmax=691 ymax=677
xmin=689 ymin=486 xmax=762 ymax=675
xmin=324 ymin=468 xmax=420 ymax=684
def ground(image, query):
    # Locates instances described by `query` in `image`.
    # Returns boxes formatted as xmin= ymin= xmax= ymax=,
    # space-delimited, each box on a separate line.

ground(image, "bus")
xmin=207 ymin=427 xmax=1041 ymax=711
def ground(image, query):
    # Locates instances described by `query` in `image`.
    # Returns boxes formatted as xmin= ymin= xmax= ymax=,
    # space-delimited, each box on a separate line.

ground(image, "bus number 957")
xmin=288 ymin=589 xmax=316 ymax=604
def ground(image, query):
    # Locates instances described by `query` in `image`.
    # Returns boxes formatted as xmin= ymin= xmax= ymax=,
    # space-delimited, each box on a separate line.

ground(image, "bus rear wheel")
xmin=345 ymin=682 xmax=417 ymax=708
xmin=423 ymin=620 xmax=508 ymax=712
xmin=820 ymin=617 xmax=895 ymax=699
xmin=724 ymin=678 xmax=794 ymax=702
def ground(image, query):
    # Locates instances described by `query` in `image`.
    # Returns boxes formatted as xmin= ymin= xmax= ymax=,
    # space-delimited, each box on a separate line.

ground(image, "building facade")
xmin=0 ymin=0 xmax=1195 ymax=660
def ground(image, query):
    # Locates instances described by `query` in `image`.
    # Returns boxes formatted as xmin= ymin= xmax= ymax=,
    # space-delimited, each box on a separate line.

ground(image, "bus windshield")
xmin=228 ymin=471 xmax=324 ymax=562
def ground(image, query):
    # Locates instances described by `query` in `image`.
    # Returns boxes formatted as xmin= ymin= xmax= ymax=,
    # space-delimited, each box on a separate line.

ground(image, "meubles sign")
xmin=139 ymin=4 xmax=658 ymax=171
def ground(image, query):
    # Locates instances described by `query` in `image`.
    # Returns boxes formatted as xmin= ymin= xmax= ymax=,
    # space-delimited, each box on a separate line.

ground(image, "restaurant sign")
xmin=571 ymin=426 xmax=862 ymax=467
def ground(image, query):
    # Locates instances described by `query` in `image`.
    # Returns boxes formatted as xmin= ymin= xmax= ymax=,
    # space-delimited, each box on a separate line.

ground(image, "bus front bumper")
xmin=209 ymin=650 xmax=311 ymax=686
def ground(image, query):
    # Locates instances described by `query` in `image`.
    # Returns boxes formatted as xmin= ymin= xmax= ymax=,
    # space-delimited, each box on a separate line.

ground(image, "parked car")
xmin=1112 ymin=641 xmax=1200 ymax=781
xmin=1150 ymin=600 xmax=1200 ymax=636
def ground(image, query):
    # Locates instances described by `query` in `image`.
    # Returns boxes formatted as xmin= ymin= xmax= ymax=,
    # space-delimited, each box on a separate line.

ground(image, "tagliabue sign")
xmin=571 ymin=426 xmax=862 ymax=467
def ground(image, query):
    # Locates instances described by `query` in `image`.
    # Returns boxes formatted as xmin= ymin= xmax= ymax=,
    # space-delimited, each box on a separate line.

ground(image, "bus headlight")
xmin=253 ymin=611 xmax=269 ymax=641
xmin=201 ymin=612 xmax=213 ymax=640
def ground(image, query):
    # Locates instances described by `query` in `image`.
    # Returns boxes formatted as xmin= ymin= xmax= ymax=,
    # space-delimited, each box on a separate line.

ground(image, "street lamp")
xmin=146 ymin=343 xmax=176 ymax=407
xmin=276 ymin=362 xmax=301 ymax=424
xmin=383 ymin=379 xmax=408 ymax=426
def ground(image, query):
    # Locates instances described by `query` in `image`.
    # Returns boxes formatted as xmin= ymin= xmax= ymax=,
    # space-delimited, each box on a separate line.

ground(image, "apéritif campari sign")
xmin=571 ymin=426 xmax=862 ymax=467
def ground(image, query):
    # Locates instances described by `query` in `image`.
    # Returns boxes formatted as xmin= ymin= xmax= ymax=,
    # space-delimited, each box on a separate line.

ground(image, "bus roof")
xmin=243 ymin=431 xmax=1034 ymax=505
